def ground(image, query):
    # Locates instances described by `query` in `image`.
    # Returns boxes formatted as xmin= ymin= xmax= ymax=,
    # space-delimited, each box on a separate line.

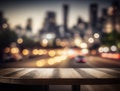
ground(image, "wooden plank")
xmin=34 ymin=69 xmax=54 ymax=78
xmin=0 ymin=68 xmax=120 ymax=85
xmin=59 ymin=68 xmax=82 ymax=78
xmin=21 ymin=68 xmax=54 ymax=78
xmin=0 ymin=68 xmax=24 ymax=76
xmin=74 ymin=69 xmax=95 ymax=78
xmin=5 ymin=68 xmax=35 ymax=78
xmin=97 ymin=68 xmax=120 ymax=77
xmin=80 ymin=68 xmax=116 ymax=78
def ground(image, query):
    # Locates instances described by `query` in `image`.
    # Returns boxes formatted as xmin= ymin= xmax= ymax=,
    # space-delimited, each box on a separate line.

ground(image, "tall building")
xmin=46 ymin=12 xmax=57 ymax=32
xmin=47 ymin=12 xmax=56 ymax=27
xmin=63 ymin=4 xmax=69 ymax=32
xmin=26 ymin=18 xmax=32 ymax=32
xmin=40 ymin=11 xmax=59 ymax=36
xmin=111 ymin=0 xmax=120 ymax=32
xmin=102 ymin=8 xmax=108 ymax=20
xmin=0 ymin=11 xmax=8 ymax=30
xmin=90 ymin=3 xmax=98 ymax=32
xmin=111 ymin=0 xmax=120 ymax=16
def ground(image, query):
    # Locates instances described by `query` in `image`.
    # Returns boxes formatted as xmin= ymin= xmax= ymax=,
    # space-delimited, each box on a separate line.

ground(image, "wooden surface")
xmin=0 ymin=68 xmax=120 ymax=85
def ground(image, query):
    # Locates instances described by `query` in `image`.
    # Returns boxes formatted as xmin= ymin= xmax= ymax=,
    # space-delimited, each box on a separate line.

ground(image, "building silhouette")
xmin=0 ymin=11 xmax=9 ymax=30
xmin=40 ymin=11 xmax=59 ymax=36
xmin=111 ymin=0 xmax=120 ymax=32
xmin=102 ymin=8 xmax=108 ymax=20
xmin=63 ymin=4 xmax=69 ymax=33
xmin=90 ymin=3 xmax=98 ymax=32
xmin=112 ymin=0 xmax=120 ymax=16
xmin=26 ymin=18 xmax=32 ymax=32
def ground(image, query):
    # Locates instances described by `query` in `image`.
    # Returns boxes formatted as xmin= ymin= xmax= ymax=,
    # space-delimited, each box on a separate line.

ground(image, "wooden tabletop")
xmin=0 ymin=68 xmax=120 ymax=85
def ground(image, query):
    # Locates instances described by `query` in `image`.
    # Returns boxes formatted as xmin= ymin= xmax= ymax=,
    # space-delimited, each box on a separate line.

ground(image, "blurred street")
xmin=0 ymin=55 xmax=120 ymax=68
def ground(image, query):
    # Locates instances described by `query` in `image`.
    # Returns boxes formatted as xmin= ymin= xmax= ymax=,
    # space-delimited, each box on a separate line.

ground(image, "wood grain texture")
xmin=0 ymin=68 xmax=120 ymax=85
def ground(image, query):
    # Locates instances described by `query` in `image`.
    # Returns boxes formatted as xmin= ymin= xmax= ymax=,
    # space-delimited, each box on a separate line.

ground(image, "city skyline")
xmin=0 ymin=0 xmax=112 ymax=33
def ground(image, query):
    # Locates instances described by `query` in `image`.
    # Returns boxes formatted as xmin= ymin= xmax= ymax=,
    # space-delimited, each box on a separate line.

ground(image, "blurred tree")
xmin=19 ymin=36 xmax=36 ymax=49
xmin=0 ymin=29 xmax=18 ymax=61
xmin=101 ymin=30 xmax=120 ymax=47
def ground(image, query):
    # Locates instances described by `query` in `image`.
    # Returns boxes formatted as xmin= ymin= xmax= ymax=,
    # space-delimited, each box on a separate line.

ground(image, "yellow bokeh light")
xmin=38 ymin=49 xmax=44 ymax=55
xmin=36 ymin=60 xmax=45 ymax=67
xmin=22 ymin=49 xmax=29 ymax=56
xmin=55 ymin=57 xmax=62 ymax=63
xmin=80 ymin=42 xmax=87 ymax=48
xmin=105 ymin=23 xmax=113 ymax=33
xmin=43 ymin=50 xmax=47 ymax=54
xmin=11 ymin=47 xmax=19 ymax=54
xmin=53 ymin=56 xmax=60 ymax=63
xmin=57 ymin=50 xmax=62 ymax=55
xmin=17 ymin=38 xmax=23 ymax=44
xmin=74 ymin=38 xmax=81 ymax=47
xmin=41 ymin=39 xmax=48 ymax=47
xmin=48 ymin=58 xmax=55 ymax=65
xmin=81 ymin=49 xmax=89 ymax=54
xmin=48 ymin=50 xmax=56 ymax=57
xmin=61 ymin=55 xmax=67 ymax=60
xmin=32 ymin=49 xmax=38 ymax=55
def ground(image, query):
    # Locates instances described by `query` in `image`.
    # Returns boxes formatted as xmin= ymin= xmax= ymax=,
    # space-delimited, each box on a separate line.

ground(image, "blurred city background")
xmin=0 ymin=0 xmax=120 ymax=68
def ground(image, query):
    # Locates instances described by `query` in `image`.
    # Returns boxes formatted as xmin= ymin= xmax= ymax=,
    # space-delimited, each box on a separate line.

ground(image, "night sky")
xmin=0 ymin=0 xmax=113 ymax=33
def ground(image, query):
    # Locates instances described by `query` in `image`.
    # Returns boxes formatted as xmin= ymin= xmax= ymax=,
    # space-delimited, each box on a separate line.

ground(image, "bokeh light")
xmin=22 ymin=49 xmax=29 ymax=56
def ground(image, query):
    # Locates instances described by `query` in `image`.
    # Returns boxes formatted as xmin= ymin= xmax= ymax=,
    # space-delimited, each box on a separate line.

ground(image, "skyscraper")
xmin=0 ymin=11 xmax=8 ymax=30
xmin=102 ymin=8 xmax=108 ymax=20
xmin=111 ymin=0 xmax=120 ymax=16
xmin=63 ymin=4 xmax=69 ymax=32
xmin=47 ymin=12 xmax=56 ymax=26
xmin=90 ymin=3 xmax=98 ymax=32
xmin=26 ymin=18 xmax=32 ymax=32
xmin=46 ymin=12 xmax=57 ymax=32
xmin=40 ymin=11 xmax=59 ymax=36
xmin=111 ymin=0 xmax=120 ymax=32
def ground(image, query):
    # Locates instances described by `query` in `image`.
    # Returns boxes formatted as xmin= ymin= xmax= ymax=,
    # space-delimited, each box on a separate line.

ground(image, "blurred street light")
xmin=22 ymin=49 xmax=29 ymax=56
xmin=48 ymin=58 xmax=55 ymax=65
xmin=88 ymin=37 xmax=94 ymax=43
xmin=41 ymin=39 xmax=48 ymax=47
xmin=17 ymin=38 xmax=23 ymax=44
xmin=103 ymin=47 xmax=109 ymax=53
xmin=98 ymin=46 xmax=110 ymax=53
xmin=80 ymin=42 xmax=87 ymax=48
xmin=11 ymin=47 xmax=19 ymax=54
xmin=74 ymin=38 xmax=81 ymax=47
xmin=32 ymin=49 xmax=38 ymax=55
xmin=46 ymin=34 xmax=53 ymax=39
xmin=81 ymin=48 xmax=89 ymax=54
xmin=111 ymin=45 xmax=117 ymax=52
xmin=46 ymin=33 xmax=55 ymax=39
xmin=94 ymin=33 xmax=100 ymax=38
xmin=98 ymin=47 xmax=104 ymax=53
xmin=104 ymin=23 xmax=113 ymax=33
xmin=48 ymin=50 xmax=56 ymax=57
xmin=36 ymin=60 xmax=45 ymax=67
